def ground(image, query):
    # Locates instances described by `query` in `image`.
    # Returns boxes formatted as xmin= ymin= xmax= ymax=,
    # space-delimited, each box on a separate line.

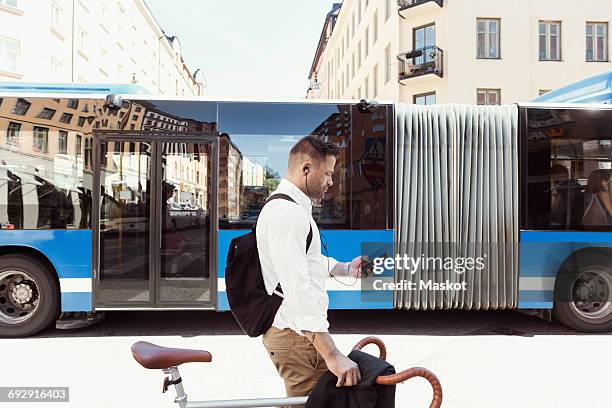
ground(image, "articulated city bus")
xmin=0 ymin=81 xmax=611 ymax=337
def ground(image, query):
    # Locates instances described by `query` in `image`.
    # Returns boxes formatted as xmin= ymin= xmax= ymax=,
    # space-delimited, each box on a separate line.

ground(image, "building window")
xmin=539 ymin=21 xmax=561 ymax=61
xmin=414 ymin=24 xmax=436 ymax=62
xmin=345 ymin=66 xmax=349 ymax=88
xmin=477 ymin=88 xmax=501 ymax=105
xmin=33 ymin=127 xmax=49 ymax=153
xmin=67 ymin=99 xmax=78 ymax=109
xmin=0 ymin=0 xmax=18 ymax=8
xmin=373 ymin=65 xmax=378 ymax=97
xmin=357 ymin=41 xmax=362 ymax=67
xmin=352 ymin=13 xmax=355 ymax=37
xmin=37 ymin=108 xmax=56 ymax=120
xmin=373 ymin=11 xmax=378 ymax=44
xmin=364 ymin=76 xmax=369 ymax=98
xmin=75 ymin=134 xmax=82 ymax=157
xmin=351 ymin=53 xmax=355 ymax=77
xmin=386 ymin=0 xmax=392 ymax=21
xmin=101 ymin=3 xmax=108 ymax=26
xmin=365 ymin=27 xmax=369 ymax=56
xmin=77 ymin=116 xmax=87 ymax=127
xmin=0 ymin=36 xmax=19 ymax=72
xmin=78 ymin=26 xmax=87 ymax=51
xmin=11 ymin=98 xmax=30 ymax=115
xmin=477 ymin=18 xmax=500 ymax=59
xmin=84 ymin=138 xmax=92 ymax=167
xmin=358 ymin=0 xmax=361 ymax=22
xmin=384 ymin=44 xmax=391 ymax=83
xmin=51 ymin=1 xmax=62 ymax=32
xmin=59 ymin=113 xmax=73 ymax=125
xmin=6 ymin=121 xmax=20 ymax=146
xmin=414 ymin=92 xmax=436 ymax=105
xmin=58 ymin=130 xmax=68 ymax=154
xmin=50 ymin=57 xmax=62 ymax=72
xmin=539 ymin=89 xmax=551 ymax=96
xmin=586 ymin=22 xmax=608 ymax=62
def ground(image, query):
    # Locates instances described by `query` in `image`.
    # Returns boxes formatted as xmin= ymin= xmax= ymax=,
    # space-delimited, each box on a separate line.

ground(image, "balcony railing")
xmin=397 ymin=0 xmax=443 ymax=13
xmin=397 ymin=46 xmax=443 ymax=81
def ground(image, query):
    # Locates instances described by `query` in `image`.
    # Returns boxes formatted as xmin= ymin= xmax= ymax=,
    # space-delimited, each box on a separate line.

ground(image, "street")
xmin=2 ymin=309 xmax=610 ymax=408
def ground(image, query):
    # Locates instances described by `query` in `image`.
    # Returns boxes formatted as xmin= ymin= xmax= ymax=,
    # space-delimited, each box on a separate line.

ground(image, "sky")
xmin=144 ymin=0 xmax=336 ymax=99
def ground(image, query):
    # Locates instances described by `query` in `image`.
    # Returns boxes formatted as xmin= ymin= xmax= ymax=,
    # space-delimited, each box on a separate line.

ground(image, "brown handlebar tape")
xmin=352 ymin=336 xmax=443 ymax=408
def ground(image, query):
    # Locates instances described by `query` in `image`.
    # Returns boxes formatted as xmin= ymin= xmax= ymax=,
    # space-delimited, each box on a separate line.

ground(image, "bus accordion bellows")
xmin=1 ymin=80 xmax=612 ymax=337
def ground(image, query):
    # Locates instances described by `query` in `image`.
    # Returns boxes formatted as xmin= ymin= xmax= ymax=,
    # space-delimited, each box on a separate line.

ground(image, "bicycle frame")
xmin=163 ymin=366 xmax=308 ymax=408
xmin=134 ymin=337 xmax=443 ymax=408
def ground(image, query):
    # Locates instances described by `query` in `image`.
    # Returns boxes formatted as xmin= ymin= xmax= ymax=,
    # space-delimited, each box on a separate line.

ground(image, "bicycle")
xmin=131 ymin=336 xmax=443 ymax=408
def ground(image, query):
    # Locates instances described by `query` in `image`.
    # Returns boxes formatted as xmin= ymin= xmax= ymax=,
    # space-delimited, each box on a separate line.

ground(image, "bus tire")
xmin=553 ymin=256 xmax=612 ymax=333
xmin=0 ymin=255 xmax=60 ymax=338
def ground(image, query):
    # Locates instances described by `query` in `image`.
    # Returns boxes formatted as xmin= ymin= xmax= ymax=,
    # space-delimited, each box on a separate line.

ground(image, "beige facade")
xmin=307 ymin=0 xmax=612 ymax=104
xmin=0 ymin=0 xmax=205 ymax=96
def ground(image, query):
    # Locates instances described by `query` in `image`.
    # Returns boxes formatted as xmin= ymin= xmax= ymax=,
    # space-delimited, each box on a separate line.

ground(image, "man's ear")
xmin=302 ymin=160 xmax=312 ymax=175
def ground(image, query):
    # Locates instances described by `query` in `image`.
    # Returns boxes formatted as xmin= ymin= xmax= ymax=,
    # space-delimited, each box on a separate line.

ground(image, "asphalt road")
xmin=32 ymin=308 xmax=593 ymax=338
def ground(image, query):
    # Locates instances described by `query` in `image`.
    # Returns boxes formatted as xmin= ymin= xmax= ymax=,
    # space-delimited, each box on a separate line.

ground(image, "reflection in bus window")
xmin=525 ymin=108 xmax=612 ymax=230
xmin=217 ymin=102 xmax=351 ymax=229
xmin=0 ymin=97 xmax=96 ymax=230
xmin=351 ymin=104 xmax=390 ymax=229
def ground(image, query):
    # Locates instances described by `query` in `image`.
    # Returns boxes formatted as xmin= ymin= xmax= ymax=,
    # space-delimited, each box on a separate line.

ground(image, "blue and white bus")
xmin=0 ymin=79 xmax=611 ymax=337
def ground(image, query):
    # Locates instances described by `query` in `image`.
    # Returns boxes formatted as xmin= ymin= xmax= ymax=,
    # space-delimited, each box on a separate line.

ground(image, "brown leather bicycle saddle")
xmin=131 ymin=341 xmax=213 ymax=369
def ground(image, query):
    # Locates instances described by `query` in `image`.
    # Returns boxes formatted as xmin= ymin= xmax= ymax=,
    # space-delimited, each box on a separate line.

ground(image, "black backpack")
xmin=225 ymin=193 xmax=313 ymax=337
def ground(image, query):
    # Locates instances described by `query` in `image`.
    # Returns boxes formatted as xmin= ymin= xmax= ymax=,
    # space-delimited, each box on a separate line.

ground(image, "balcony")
xmin=397 ymin=46 xmax=443 ymax=82
xmin=398 ymin=0 xmax=443 ymax=19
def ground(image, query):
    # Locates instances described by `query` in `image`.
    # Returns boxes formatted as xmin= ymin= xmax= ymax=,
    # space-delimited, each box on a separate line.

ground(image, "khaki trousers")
xmin=262 ymin=326 xmax=328 ymax=407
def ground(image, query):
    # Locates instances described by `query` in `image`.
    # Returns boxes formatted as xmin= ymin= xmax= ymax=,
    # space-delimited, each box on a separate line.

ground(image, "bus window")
xmin=217 ymin=102 xmax=351 ymax=229
xmin=351 ymin=104 xmax=391 ymax=229
xmin=0 ymin=97 xmax=97 ymax=230
xmin=524 ymin=108 xmax=612 ymax=231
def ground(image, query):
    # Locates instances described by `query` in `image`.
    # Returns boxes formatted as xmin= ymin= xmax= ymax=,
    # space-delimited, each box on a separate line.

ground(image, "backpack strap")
xmin=260 ymin=193 xmax=313 ymax=252
xmin=262 ymin=193 xmax=314 ymax=297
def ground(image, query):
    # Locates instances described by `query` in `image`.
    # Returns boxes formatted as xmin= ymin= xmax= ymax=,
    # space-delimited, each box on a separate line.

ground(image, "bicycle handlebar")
xmin=352 ymin=336 xmax=443 ymax=408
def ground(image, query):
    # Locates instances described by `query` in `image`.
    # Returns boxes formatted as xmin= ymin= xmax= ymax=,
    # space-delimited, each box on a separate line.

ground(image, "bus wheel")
xmin=554 ymin=260 xmax=612 ymax=333
xmin=0 ymin=255 xmax=60 ymax=338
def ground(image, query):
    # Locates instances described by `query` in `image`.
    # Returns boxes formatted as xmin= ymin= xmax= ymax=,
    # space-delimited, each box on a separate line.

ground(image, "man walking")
xmin=257 ymin=135 xmax=363 ymax=403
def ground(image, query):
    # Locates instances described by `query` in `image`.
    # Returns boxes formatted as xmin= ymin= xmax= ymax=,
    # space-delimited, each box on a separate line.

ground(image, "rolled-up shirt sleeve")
xmin=265 ymin=206 xmax=329 ymax=334
xmin=320 ymin=253 xmax=340 ymax=273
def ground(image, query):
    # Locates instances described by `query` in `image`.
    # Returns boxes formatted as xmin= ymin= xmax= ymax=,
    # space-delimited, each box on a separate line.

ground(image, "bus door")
xmin=93 ymin=135 xmax=218 ymax=309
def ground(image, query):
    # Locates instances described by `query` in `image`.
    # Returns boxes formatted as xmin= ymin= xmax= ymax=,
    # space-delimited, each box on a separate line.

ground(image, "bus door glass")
xmin=95 ymin=100 xmax=218 ymax=308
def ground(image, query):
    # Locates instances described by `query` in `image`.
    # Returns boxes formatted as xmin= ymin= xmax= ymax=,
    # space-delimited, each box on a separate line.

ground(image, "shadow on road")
xmin=25 ymin=309 xmax=602 ymax=339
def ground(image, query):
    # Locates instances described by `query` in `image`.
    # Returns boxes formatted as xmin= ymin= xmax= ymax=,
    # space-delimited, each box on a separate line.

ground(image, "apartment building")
xmin=0 ymin=0 xmax=205 ymax=96
xmin=307 ymin=0 xmax=612 ymax=104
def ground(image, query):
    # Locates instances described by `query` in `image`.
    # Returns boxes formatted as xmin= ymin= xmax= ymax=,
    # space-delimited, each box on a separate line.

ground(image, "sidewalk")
xmin=2 ymin=333 xmax=609 ymax=407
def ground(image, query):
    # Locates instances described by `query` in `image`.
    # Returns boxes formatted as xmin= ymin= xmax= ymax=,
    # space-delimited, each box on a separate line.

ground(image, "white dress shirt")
xmin=256 ymin=178 xmax=339 ymax=335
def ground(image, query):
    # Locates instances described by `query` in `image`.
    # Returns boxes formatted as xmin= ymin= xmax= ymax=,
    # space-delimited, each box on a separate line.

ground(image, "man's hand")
xmin=305 ymin=331 xmax=361 ymax=387
xmin=326 ymin=352 xmax=361 ymax=387
xmin=347 ymin=255 xmax=366 ymax=278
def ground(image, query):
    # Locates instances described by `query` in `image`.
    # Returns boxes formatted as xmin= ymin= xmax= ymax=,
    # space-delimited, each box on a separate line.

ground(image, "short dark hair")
xmin=551 ymin=163 xmax=569 ymax=178
xmin=289 ymin=136 xmax=339 ymax=163
xmin=587 ymin=169 xmax=611 ymax=193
